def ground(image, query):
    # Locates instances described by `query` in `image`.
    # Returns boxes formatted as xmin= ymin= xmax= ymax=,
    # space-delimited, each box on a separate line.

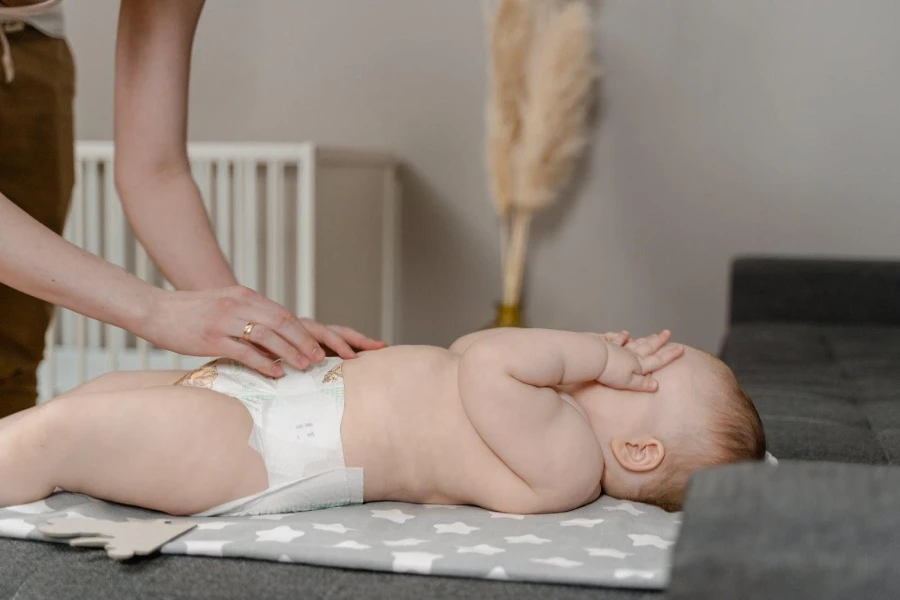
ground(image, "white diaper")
xmin=175 ymin=357 xmax=364 ymax=517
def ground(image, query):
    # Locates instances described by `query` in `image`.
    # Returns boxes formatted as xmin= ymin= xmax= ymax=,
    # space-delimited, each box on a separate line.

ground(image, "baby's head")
xmin=572 ymin=346 xmax=765 ymax=511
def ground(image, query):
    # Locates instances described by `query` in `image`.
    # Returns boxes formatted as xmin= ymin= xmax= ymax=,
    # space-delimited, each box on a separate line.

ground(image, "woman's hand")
xmin=140 ymin=286 xmax=387 ymax=377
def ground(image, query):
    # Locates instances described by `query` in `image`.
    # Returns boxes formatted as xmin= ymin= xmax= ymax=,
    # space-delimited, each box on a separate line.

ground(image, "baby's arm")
xmin=448 ymin=328 xmax=511 ymax=355
xmin=457 ymin=329 xmax=613 ymax=511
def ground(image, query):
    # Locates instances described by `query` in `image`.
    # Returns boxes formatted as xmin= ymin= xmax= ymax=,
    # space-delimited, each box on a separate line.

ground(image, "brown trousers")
xmin=0 ymin=25 xmax=75 ymax=417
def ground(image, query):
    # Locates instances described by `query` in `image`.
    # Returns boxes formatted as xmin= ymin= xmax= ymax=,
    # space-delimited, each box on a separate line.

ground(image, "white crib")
xmin=37 ymin=142 xmax=400 ymax=401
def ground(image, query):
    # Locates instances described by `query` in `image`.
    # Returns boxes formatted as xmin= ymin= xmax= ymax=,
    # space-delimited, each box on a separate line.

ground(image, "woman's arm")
xmin=0 ymin=194 xmax=155 ymax=333
xmin=113 ymin=0 xmax=233 ymax=290
xmin=0 ymin=194 xmax=381 ymax=375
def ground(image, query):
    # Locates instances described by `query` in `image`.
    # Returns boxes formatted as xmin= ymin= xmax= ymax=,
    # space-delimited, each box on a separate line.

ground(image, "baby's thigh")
xmin=49 ymin=385 xmax=267 ymax=515
xmin=55 ymin=370 xmax=187 ymax=400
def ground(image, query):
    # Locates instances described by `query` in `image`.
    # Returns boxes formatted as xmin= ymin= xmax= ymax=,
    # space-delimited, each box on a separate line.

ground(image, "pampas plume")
xmin=501 ymin=0 xmax=599 ymax=306
xmin=486 ymin=0 xmax=536 ymax=271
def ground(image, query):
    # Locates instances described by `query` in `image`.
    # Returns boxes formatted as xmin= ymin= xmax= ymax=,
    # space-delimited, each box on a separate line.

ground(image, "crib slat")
xmin=84 ymin=160 xmax=102 ymax=349
xmin=296 ymin=151 xmax=315 ymax=318
xmin=42 ymin=317 xmax=56 ymax=401
xmin=103 ymin=166 xmax=124 ymax=372
xmin=266 ymin=161 xmax=284 ymax=305
xmin=73 ymin=168 xmax=87 ymax=386
xmin=192 ymin=160 xmax=212 ymax=215
xmin=238 ymin=160 xmax=259 ymax=291
xmin=216 ymin=160 xmax=232 ymax=264
xmin=135 ymin=241 xmax=151 ymax=370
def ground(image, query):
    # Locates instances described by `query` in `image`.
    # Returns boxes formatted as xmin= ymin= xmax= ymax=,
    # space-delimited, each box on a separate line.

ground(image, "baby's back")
xmin=340 ymin=346 xmax=534 ymax=509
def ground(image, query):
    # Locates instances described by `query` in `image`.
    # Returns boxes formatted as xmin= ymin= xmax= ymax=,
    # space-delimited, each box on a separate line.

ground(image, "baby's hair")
xmin=635 ymin=354 xmax=766 ymax=512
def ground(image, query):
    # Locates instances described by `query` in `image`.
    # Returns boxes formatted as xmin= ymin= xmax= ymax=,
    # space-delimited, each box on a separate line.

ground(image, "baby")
xmin=0 ymin=328 xmax=765 ymax=516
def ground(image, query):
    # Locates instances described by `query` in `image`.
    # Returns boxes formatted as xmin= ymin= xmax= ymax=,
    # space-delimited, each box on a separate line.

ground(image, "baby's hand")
xmin=597 ymin=329 xmax=684 ymax=392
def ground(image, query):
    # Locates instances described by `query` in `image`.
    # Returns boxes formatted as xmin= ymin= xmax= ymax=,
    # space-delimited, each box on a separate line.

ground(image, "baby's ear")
xmin=610 ymin=437 xmax=665 ymax=473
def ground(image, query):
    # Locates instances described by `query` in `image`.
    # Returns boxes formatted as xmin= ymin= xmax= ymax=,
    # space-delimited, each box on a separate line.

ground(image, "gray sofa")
xmin=2 ymin=256 xmax=897 ymax=599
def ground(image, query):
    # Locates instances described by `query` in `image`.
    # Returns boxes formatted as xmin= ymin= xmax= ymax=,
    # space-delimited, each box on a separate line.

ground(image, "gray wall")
xmin=67 ymin=1 xmax=900 ymax=350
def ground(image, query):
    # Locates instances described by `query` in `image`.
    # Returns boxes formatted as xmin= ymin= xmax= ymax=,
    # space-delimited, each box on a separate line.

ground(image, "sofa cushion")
xmin=721 ymin=323 xmax=900 ymax=465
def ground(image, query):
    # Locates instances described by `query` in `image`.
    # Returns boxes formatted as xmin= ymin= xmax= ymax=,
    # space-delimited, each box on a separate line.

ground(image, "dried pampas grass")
xmin=486 ymin=0 xmax=535 ymax=271
xmin=485 ymin=0 xmax=599 ymax=310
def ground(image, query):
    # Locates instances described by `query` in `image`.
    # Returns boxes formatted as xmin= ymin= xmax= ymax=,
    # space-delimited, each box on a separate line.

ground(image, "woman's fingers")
xmin=221 ymin=339 xmax=285 ymax=378
xmin=300 ymin=319 xmax=357 ymax=360
xmin=240 ymin=293 xmax=324 ymax=366
xmin=241 ymin=322 xmax=310 ymax=370
xmin=328 ymin=325 xmax=388 ymax=351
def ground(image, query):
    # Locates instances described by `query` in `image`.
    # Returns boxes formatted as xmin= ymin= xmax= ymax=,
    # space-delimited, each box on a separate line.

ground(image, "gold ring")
xmin=242 ymin=323 xmax=256 ymax=341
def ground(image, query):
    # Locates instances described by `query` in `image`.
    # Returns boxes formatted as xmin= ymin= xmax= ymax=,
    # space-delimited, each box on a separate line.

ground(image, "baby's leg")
xmin=0 ymin=370 xmax=187 ymax=437
xmin=0 ymin=385 xmax=267 ymax=515
xmin=55 ymin=370 xmax=187 ymax=399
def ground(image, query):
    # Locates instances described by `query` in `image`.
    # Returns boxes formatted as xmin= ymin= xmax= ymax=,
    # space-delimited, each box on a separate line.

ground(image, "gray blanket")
xmin=0 ymin=493 xmax=680 ymax=589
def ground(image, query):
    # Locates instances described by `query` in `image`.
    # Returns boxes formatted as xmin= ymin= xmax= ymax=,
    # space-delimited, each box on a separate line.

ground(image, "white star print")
xmin=560 ymin=518 xmax=605 ymax=528
xmin=629 ymin=534 xmax=674 ymax=549
xmin=196 ymin=521 xmax=234 ymax=531
xmin=250 ymin=514 xmax=286 ymax=521
xmin=371 ymin=509 xmax=415 ymax=524
xmin=391 ymin=551 xmax=443 ymax=574
xmin=531 ymin=557 xmax=583 ymax=568
xmin=383 ymin=538 xmax=428 ymax=547
xmin=457 ymin=544 xmax=505 ymax=556
xmin=614 ymin=569 xmax=658 ymax=580
xmin=334 ymin=540 xmax=371 ymax=550
xmin=434 ymin=522 xmax=480 ymax=535
xmin=585 ymin=548 xmax=632 ymax=559
xmin=602 ymin=502 xmax=645 ymax=516
xmin=183 ymin=540 xmax=229 ymax=557
xmin=505 ymin=534 xmax=551 ymax=545
xmin=4 ymin=500 xmax=52 ymax=514
xmin=313 ymin=523 xmax=355 ymax=534
xmin=489 ymin=512 xmax=525 ymax=520
xmin=256 ymin=526 xmax=306 ymax=543
xmin=487 ymin=566 xmax=508 ymax=580
xmin=0 ymin=519 xmax=35 ymax=538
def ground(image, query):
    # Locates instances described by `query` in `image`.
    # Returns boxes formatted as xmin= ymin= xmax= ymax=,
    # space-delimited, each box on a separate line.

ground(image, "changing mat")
xmin=0 ymin=493 xmax=680 ymax=589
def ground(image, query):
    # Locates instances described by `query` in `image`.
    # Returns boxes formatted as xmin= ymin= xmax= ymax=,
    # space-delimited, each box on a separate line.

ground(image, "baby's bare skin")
xmin=0 ymin=329 xmax=682 ymax=515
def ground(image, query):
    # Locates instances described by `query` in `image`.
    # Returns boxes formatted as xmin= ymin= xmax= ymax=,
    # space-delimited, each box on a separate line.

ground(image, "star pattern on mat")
xmin=489 ymin=512 xmax=525 ymax=520
xmin=457 ymin=544 xmax=505 ymax=556
xmin=313 ymin=523 xmax=355 ymax=534
xmin=371 ymin=509 xmax=415 ymax=524
xmin=383 ymin=538 xmax=428 ymax=547
xmin=183 ymin=540 xmax=229 ymax=557
xmin=256 ymin=526 xmax=305 ymax=543
xmin=4 ymin=500 xmax=53 ymax=514
xmin=628 ymin=534 xmax=674 ymax=549
xmin=487 ymin=566 xmax=508 ymax=580
xmin=614 ymin=569 xmax=658 ymax=580
xmin=560 ymin=518 xmax=605 ymax=528
xmin=196 ymin=521 xmax=234 ymax=531
xmin=602 ymin=502 xmax=645 ymax=517
xmin=391 ymin=551 xmax=443 ymax=574
xmin=334 ymin=540 xmax=371 ymax=550
xmin=585 ymin=547 xmax=632 ymax=559
xmin=531 ymin=557 xmax=583 ymax=569
xmin=0 ymin=518 xmax=35 ymax=539
xmin=505 ymin=534 xmax=551 ymax=545
xmin=434 ymin=522 xmax=479 ymax=535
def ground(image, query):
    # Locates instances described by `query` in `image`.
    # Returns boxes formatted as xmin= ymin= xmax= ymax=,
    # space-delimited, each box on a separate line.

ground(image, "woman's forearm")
xmin=0 ymin=194 xmax=156 ymax=332
xmin=117 ymin=169 xmax=237 ymax=290
xmin=114 ymin=0 xmax=234 ymax=291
